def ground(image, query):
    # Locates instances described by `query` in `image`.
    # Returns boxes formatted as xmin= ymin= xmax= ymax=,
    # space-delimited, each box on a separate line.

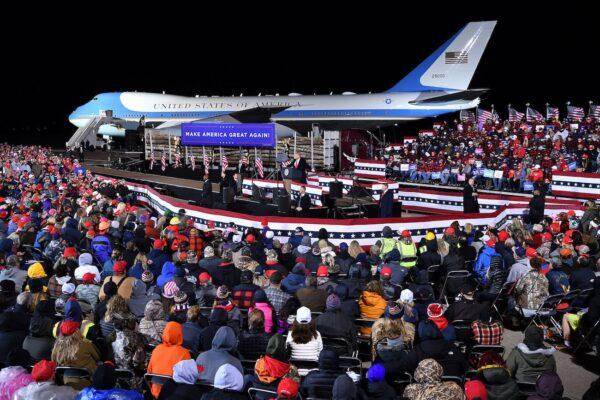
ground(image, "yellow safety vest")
xmin=399 ymin=241 xmax=417 ymax=268
xmin=53 ymin=320 xmax=95 ymax=338
xmin=380 ymin=238 xmax=399 ymax=259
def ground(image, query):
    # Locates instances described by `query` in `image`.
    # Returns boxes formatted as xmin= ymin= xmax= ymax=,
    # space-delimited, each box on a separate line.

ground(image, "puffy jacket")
xmin=478 ymin=367 xmax=520 ymax=400
xmin=75 ymin=387 xmax=143 ymax=400
xmin=281 ymin=265 xmax=306 ymax=294
xmin=147 ymin=322 xmax=192 ymax=398
xmin=249 ymin=302 xmax=275 ymax=334
xmin=147 ymin=249 xmax=168 ymax=277
xmin=527 ymin=372 xmax=565 ymax=400
xmin=506 ymin=343 xmax=556 ymax=383
xmin=475 ymin=246 xmax=500 ymax=284
xmin=0 ymin=366 xmax=33 ymax=400
xmin=485 ymin=255 xmax=506 ymax=296
xmin=14 ymin=381 xmax=78 ymax=400
xmin=359 ymin=291 xmax=387 ymax=322
xmin=91 ymin=235 xmax=112 ymax=264
xmin=157 ymin=261 xmax=176 ymax=289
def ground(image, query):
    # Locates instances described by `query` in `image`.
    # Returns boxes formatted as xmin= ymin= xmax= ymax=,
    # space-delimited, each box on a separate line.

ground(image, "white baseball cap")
xmin=296 ymin=306 xmax=312 ymax=324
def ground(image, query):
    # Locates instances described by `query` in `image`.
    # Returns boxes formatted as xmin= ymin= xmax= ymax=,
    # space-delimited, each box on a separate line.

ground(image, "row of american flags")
xmin=460 ymin=103 xmax=600 ymax=124
xmin=150 ymin=148 xmax=266 ymax=178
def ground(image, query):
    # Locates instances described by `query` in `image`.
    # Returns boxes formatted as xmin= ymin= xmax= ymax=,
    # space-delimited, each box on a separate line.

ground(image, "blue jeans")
xmin=493 ymin=177 xmax=503 ymax=190
xmin=419 ymin=172 xmax=431 ymax=183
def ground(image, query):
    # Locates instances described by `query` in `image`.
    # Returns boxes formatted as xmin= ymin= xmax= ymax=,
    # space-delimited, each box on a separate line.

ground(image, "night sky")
xmin=1 ymin=6 xmax=597 ymax=146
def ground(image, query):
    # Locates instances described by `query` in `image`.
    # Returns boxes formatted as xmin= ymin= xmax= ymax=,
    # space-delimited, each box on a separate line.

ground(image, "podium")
xmin=283 ymin=167 xmax=302 ymax=181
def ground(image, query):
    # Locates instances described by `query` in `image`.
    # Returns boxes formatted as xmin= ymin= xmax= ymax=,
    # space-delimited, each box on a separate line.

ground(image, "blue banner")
xmin=181 ymin=123 xmax=276 ymax=148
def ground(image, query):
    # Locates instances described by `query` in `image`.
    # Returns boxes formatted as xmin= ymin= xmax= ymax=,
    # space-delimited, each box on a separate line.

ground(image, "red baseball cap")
xmin=277 ymin=378 xmax=300 ymax=398
xmin=445 ymin=227 xmax=456 ymax=235
xmin=542 ymin=232 xmax=553 ymax=242
xmin=113 ymin=261 xmax=127 ymax=274
xmin=82 ymin=273 xmax=96 ymax=284
xmin=497 ymin=230 xmax=509 ymax=242
xmin=63 ymin=247 xmax=77 ymax=258
xmin=401 ymin=229 xmax=411 ymax=238
xmin=198 ymin=272 xmax=211 ymax=283
xmin=316 ymin=265 xmax=329 ymax=277
xmin=380 ymin=266 xmax=393 ymax=278
xmin=246 ymin=234 xmax=256 ymax=243
xmin=525 ymin=247 xmax=538 ymax=258
xmin=153 ymin=239 xmax=165 ymax=250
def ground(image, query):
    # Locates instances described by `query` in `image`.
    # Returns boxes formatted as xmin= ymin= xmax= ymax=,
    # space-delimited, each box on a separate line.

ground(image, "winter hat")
xmin=266 ymin=334 xmax=288 ymax=361
xmin=277 ymin=377 xmax=300 ymax=398
xmin=113 ymin=260 xmax=127 ymax=274
xmin=63 ymin=247 xmax=77 ymax=258
xmin=141 ymin=270 xmax=154 ymax=283
xmin=29 ymin=278 xmax=44 ymax=293
xmin=326 ymin=294 xmax=341 ymax=310
xmin=241 ymin=269 xmax=254 ymax=284
xmin=214 ymin=364 xmax=243 ymax=391
xmin=60 ymin=320 xmax=81 ymax=336
xmin=92 ymin=362 xmax=117 ymax=390
xmin=266 ymin=249 xmax=278 ymax=262
xmin=245 ymin=234 xmax=256 ymax=243
xmin=162 ymin=281 xmax=179 ymax=299
xmin=523 ymin=324 xmax=544 ymax=351
xmin=400 ymin=288 xmax=414 ymax=303
xmin=62 ymin=282 xmax=76 ymax=295
xmin=174 ymin=290 xmax=188 ymax=304
xmin=175 ymin=267 xmax=186 ymax=277
xmin=198 ymin=272 xmax=211 ymax=284
xmin=78 ymin=253 xmax=93 ymax=266
xmin=367 ymin=363 xmax=386 ymax=382
xmin=427 ymin=303 xmax=444 ymax=318
xmin=204 ymin=246 xmax=215 ymax=257
xmin=265 ymin=230 xmax=274 ymax=239
xmin=464 ymin=380 xmax=488 ymax=400
xmin=425 ymin=232 xmax=436 ymax=241
xmin=65 ymin=298 xmax=83 ymax=322
xmin=27 ymin=262 xmax=47 ymax=279
xmin=332 ymin=375 xmax=357 ymax=400
xmin=32 ymin=359 xmax=57 ymax=382
xmin=497 ymin=230 xmax=509 ymax=242
xmin=82 ymin=272 xmax=96 ymax=284
xmin=216 ymin=285 xmax=230 ymax=299
xmin=253 ymin=289 xmax=268 ymax=303
xmin=339 ymin=242 xmax=348 ymax=251
xmin=296 ymin=306 xmax=312 ymax=324
xmin=525 ymin=247 xmax=538 ymax=258
xmin=172 ymin=359 xmax=199 ymax=385
xmin=301 ymin=236 xmax=311 ymax=247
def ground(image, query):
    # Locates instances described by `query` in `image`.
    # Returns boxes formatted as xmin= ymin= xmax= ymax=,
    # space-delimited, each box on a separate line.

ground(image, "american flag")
xmin=589 ymin=104 xmax=600 ymax=120
xmin=221 ymin=153 xmax=228 ymax=170
xmin=189 ymin=155 xmax=196 ymax=171
xmin=149 ymin=151 xmax=155 ymax=170
xmin=491 ymin=108 xmax=500 ymax=122
xmin=174 ymin=152 xmax=181 ymax=168
xmin=460 ymin=110 xmax=475 ymax=123
xmin=203 ymin=153 xmax=210 ymax=174
xmin=508 ymin=107 xmax=524 ymax=123
xmin=255 ymin=156 xmax=264 ymax=178
xmin=526 ymin=107 xmax=544 ymax=123
xmin=161 ymin=152 xmax=167 ymax=172
xmin=546 ymin=106 xmax=559 ymax=120
xmin=477 ymin=108 xmax=493 ymax=124
xmin=567 ymin=105 xmax=585 ymax=121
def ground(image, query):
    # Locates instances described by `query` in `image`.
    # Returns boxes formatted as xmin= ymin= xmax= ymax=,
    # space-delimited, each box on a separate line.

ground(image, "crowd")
xmin=385 ymin=116 xmax=599 ymax=192
xmin=0 ymin=144 xmax=598 ymax=399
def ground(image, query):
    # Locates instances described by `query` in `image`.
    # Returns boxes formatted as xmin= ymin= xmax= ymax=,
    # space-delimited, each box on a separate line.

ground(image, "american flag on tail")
xmin=508 ymin=107 xmax=524 ymax=123
xmin=460 ymin=109 xmax=476 ymax=123
xmin=221 ymin=153 xmax=228 ymax=170
xmin=189 ymin=155 xmax=196 ymax=171
xmin=546 ymin=106 xmax=559 ymax=120
xmin=567 ymin=105 xmax=585 ymax=121
xmin=203 ymin=153 xmax=210 ymax=174
xmin=526 ymin=107 xmax=544 ymax=123
xmin=161 ymin=152 xmax=167 ymax=172
xmin=477 ymin=108 xmax=493 ymax=124
xmin=589 ymin=104 xmax=600 ymax=120
xmin=255 ymin=156 xmax=264 ymax=178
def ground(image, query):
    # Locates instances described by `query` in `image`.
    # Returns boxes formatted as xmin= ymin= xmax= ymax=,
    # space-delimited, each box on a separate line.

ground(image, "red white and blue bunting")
xmin=551 ymin=171 xmax=600 ymax=200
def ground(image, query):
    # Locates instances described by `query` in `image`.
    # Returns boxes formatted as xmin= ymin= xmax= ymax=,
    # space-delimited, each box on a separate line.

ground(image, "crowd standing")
xmin=0 ymin=144 xmax=598 ymax=399
xmin=385 ymin=116 xmax=599 ymax=192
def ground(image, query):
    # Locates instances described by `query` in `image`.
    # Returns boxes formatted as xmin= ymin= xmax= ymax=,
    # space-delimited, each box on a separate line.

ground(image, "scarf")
xmin=429 ymin=315 xmax=448 ymax=331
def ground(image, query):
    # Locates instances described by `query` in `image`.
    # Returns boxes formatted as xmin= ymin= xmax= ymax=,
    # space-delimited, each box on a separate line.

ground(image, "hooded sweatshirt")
xmin=127 ymin=279 xmax=151 ymax=318
xmin=139 ymin=300 xmax=168 ymax=346
xmin=147 ymin=322 xmax=191 ymax=398
xmin=281 ymin=264 xmax=307 ymax=294
xmin=157 ymin=261 xmax=176 ymax=289
xmin=506 ymin=343 xmax=556 ymax=383
xmin=332 ymin=375 xmax=357 ymax=400
xmin=0 ymin=267 xmax=27 ymax=293
xmin=527 ymin=372 xmax=565 ymax=400
xmin=196 ymin=326 xmax=243 ymax=384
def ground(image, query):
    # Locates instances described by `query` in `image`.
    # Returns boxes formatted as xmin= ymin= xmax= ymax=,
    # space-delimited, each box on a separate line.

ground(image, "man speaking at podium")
xmin=292 ymin=151 xmax=309 ymax=184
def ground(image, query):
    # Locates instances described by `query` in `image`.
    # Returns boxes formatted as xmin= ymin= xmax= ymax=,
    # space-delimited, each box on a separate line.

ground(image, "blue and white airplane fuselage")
xmin=68 ymin=21 xmax=496 ymax=138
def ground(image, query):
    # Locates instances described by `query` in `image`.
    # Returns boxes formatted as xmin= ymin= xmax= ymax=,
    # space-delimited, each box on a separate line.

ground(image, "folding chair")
xmin=452 ymin=320 xmax=474 ymax=352
xmin=339 ymin=356 xmax=362 ymax=375
xmin=574 ymin=319 xmax=600 ymax=354
xmin=143 ymin=373 xmax=172 ymax=389
xmin=55 ymin=367 xmax=90 ymax=385
xmin=439 ymin=270 xmax=470 ymax=303
xmin=391 ymin=372 xmax=412 ymax=394
xmin=427 ymin=264 xmax=440 ymax=282
xmin=571 ymin=287 xmax=594 ymax=309
xmin=323 ymin=336 xmax=353 ymax=356
xmin=521 ymin=293 xmax=565 ymax=332
xmin=114 ymin=368 xmax=135 ymax=389
xmin=491 ymin=282 xmax=514 ymax=320
xmin=442 ymin=375 xmax=464 ymax=385
xmin=355 ymin=318 xmax=376 ymax=361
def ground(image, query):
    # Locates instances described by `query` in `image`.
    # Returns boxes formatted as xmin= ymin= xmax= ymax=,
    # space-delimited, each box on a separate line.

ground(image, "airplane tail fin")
xmin=388 ymin=21 xmax=497 ymax=93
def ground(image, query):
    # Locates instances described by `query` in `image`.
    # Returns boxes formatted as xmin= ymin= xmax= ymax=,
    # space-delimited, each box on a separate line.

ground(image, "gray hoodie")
xmin=0 ymin=268 xmax=27 ymax=293
xmin=196 ymin=326 xmax=243 ymax=384
xmin=127 ymin=279 xmax=151 ymax=318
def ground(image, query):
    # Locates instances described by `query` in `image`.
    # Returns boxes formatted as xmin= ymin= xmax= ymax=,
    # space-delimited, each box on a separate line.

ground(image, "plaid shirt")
xmin=264 ymin=286 xmax=291 ymax=313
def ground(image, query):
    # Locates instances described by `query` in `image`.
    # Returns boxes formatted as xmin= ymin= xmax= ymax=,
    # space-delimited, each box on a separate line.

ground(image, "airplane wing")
xmin=153 ymin=106 xmax=290 ymax=130
xmin=408 ymin=89 xmax=488 ymax=104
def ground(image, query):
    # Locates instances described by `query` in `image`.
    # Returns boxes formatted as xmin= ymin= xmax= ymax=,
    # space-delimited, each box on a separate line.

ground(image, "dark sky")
xmin=1 ymin=6 xmax=598 ymax=145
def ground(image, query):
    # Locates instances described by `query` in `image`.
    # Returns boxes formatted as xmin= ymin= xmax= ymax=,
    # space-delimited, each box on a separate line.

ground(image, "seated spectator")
xmin=98 ymin=294 xmax=134 ymax=338
xmin=332 ymin=374 xmax=357 ymax=400
xmin=507 ymin=247 xmax=530 ymax=284
xmin=546 ymin=261 xmax=570 ymax=295
xmin=23 ymin=300 xmax=56 ymax=361
xmin=358 ymin=280 xmax=387 ymax=334
xmin=139 ymin=299 xmax=168 ymax=346
xmin=426 ymin=303 xmax=456 ymax=342
xmin=213 ymin=286 xmax=243 ymax=332
xmin=316 ymin=294 xmax=358 ymax=352
xmin=112 ymin=316 xmax=147 ymax=377
xmin=527 ymin=372 xmax=567 ymax=400
xmin=74 ymin=253 xmax=101 ymax=284
xmin=570 ymin=256 xmax=596 ymax=291
xmin=75 ymin=272 xmax=100 ymax=309
xmin=371 ymin=301 xmax=415 ymax=359
xmin=99 ymin=260 xmax=135 ymax=301
xmin=200 ymin=308 xmax=229 ymax=351
xmin=253 ymin=334 xmax=292 ymax=389
xmin=476 ymin=350 xmax=520 ymax=400
xmin=364 ymin=363 xmax=397 ymax=400
xmin=232 ymin=269 xmax=260 ymax=309
xmin=281 ymin=263 xmax=307 ymax=295
xmin=514 ymin=257 xmax=549 ymax=312
xmin=51 ymin=319 xmax=101 ymax=390
xmin=0 ymin=254 xmax=27 ymax=293
xmin=249 ymin=290 xmax=277 ymax=334
xmin=147 ymin=321 xmax=191 ymax=398
xmin=506 ymin=325 xmax=556 ymax=382
xmin=316 ymin=265 xmax=337 ymax=292
xmin=379 ymin=265 xmax=400 ymax=300
xmin=127 ymin=278 xmax=151 ymax=318
xmin=239 ymin=309 xmax=271 ymax=360
xmin=195 ymin=272 xmax=217 ymax=307
xmin=76 ymin=362 xmax=143 ymax=400
xmin=403 ymin=358 xmax=465 ymax=400
xmin=295 ymin=276 xmax=328 ymax=312
xmin=276 ymin=378 xmax=300 ymax=400
xmin=286 ymin=306 xmax=323 ymax=361
xmin=0 ymin=349 xmax=34 ymax=400
xmin=445 ymin=281 xmax=489 ymax=323
xmin=196 ymin=325 xmax=244 ymax=382
xmin=14 ymin=359 xmax=78 ymax=400
xmin=47 ymin=262 xmax=73 ymax=299
xmin=562 ymin=278 xmax=600 ymax=348
xmin=0 ymin=311 xmax=29 ymax=364
xmin=158 ymin=359 xmax=203 ymax=400
xmin=200 ymin=364 xmax=246 ymax=400
xmin=302 ymin=348 xmax=342 ymax=397
xmin=335 ymin=283 xmax=360 ymax=319
xmin=182 ymin=305 xmax=205 ymax=356
xmin=265 ymin=271 xmax=292 ymax=314
xmin=408 ymin=269 xmax=435 ymax=304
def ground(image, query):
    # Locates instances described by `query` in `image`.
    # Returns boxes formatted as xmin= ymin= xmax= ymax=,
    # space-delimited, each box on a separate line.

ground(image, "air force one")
xmin=68 ymin=21 xmax=496 ymax=145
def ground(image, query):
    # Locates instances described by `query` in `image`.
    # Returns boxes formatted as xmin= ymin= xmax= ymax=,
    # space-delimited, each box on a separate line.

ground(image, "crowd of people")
xmin=384 ymin=116 xmax=599 ymax=192
xmin=0 ymin=144 xmax=598 ymax=399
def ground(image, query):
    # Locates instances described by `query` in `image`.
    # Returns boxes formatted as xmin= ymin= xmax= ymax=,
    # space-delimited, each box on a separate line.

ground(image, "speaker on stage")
xmin=329 ymin=181 xmax=344 ymax=199
xmin=276 ymin=192 xmax=291 ymax=214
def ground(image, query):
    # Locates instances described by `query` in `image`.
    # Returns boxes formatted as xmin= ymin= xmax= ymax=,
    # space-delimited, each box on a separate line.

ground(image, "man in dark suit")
xmin=378 ymin=183 xmax=394 ymax=218
xmin=463 ymin=177 xmax=480 ymax=213
xmin=201 ymin=173 xmax=213 ymax=208
xmin=294 ymin=185 xmax=312 ymax=217
xmin=293 ymin=151 xmax=310 ymax=184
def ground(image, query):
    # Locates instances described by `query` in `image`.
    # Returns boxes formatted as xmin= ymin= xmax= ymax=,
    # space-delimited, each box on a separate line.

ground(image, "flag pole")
xmin=254 ymin=147 xmax=258 ymax=179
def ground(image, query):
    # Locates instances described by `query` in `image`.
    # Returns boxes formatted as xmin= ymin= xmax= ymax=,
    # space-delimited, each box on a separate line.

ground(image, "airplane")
xmin=68 ymin=21 xmax=496 ymax=144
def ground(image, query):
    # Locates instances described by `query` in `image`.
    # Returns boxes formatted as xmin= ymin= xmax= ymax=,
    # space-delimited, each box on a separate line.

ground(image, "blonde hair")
xmin=464 ymin=223 xmax=473 ymax=234
xmin=52 ymin=330 xmax=83 ymax=366
xmin=104 ymin=295 xmax=128 ymax=322
xmin=348 ymin=240 xmax=365 ymax=259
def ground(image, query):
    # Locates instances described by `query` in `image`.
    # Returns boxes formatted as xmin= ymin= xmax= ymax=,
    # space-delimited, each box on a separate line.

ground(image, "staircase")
xmin=66 ymin=116 xmax=109 ymax=149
